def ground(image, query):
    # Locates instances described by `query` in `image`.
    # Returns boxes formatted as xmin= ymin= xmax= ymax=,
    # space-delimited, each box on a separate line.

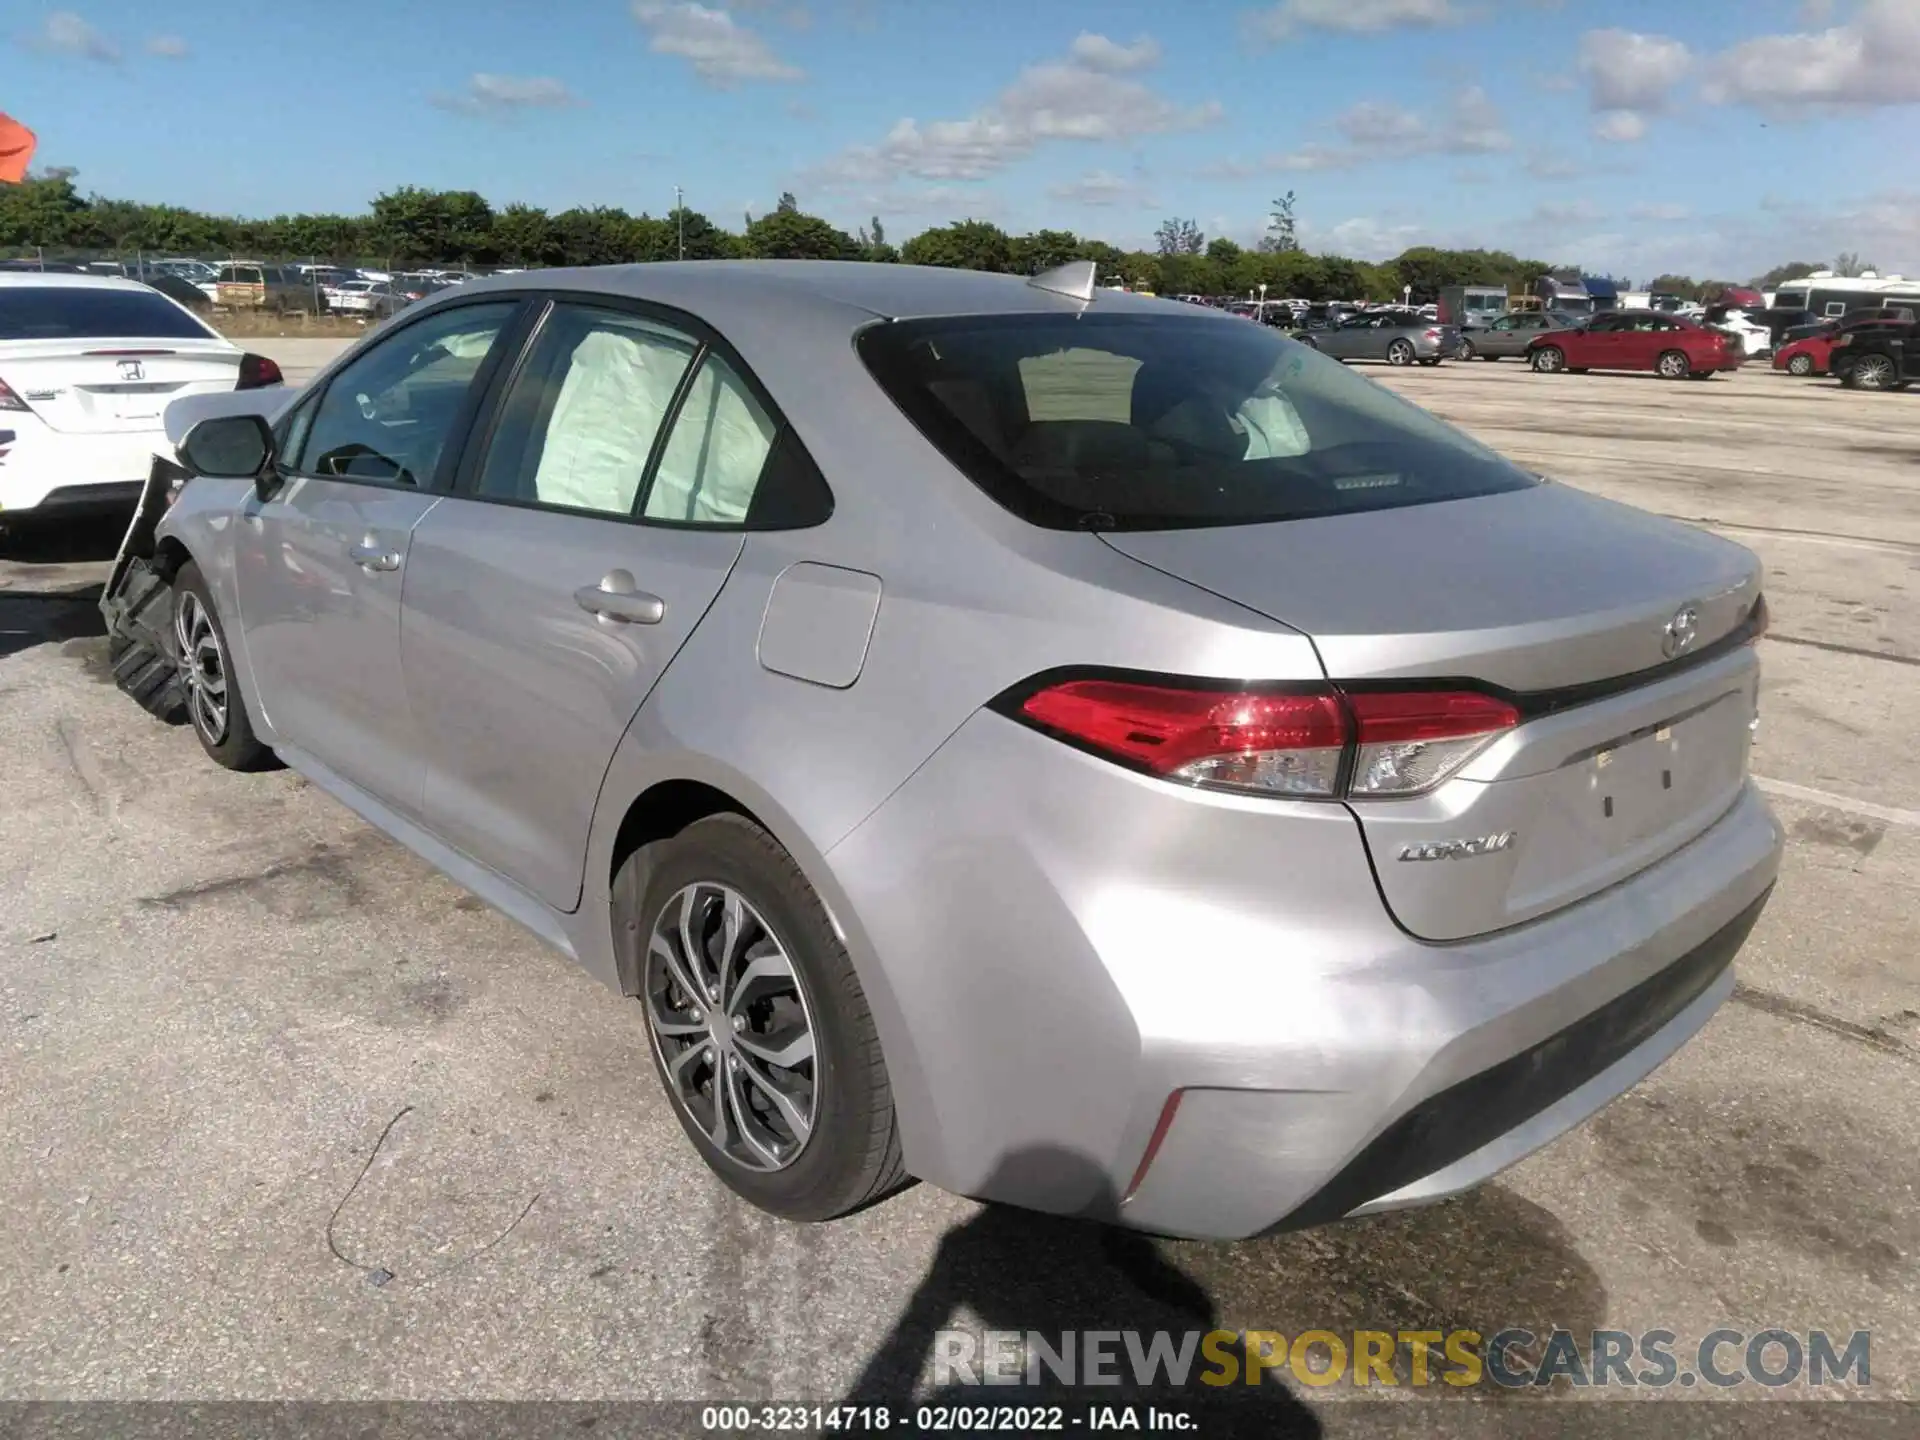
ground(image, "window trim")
xmin=444 ymin=288 xmax=832 ymax=533
xmin=275 ymin=294 xmax=535 ymax=495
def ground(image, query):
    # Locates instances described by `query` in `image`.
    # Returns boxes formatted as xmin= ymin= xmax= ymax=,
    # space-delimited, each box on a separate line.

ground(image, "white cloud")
xmin=802 ymin=33 xmax=1217 ymax=189
xmin=632 ymin=1 xmax=804 ymax=86
xmin=1532 ymin=199 xmax=1602 ymax=226
xmin=1313 ymin=216 xmax=1426 ymax=260
xmin=719 ymin=0 xmax=812 ymax=27
xmin=1525 ymin=150 xmax=1582 ymax=180
xmin=1066 ymin=33 xmax=1161 ymax=74
xmin=1047 ymin=169 xmax=1157 ymax=207
xmin=432 ymin=74 xmax=584 ymax=113
xmin=1264 ymin=85 xmax=1513 ymax=170
xmin=1593 ymin=110 xmax=1646 ymax=142
xmin=32 ymin=11 xmax=119 ymax=63
xmin=1704 ymin=0 xmax=1920 ymax=111
xmin=1628 ymin=201 xmax=1691 ymax=222
xmin=1244 ymin=0 xmax=1467 ymax=45
xmin=144 ymin=34 xmax=188 ymax=58
xmin=1578 ymin=29 xmax=1691 ymax=142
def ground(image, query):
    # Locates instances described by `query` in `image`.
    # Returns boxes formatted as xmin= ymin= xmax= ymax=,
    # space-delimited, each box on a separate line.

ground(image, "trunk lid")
xmin=0 ymin=338 xmax=241 ymax=435
xmin=1103 ymin=485 xmax=1765 ymax=940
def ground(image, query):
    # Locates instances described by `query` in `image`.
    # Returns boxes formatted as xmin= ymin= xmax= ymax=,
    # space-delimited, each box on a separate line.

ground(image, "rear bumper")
xmin=825 ymin=706 xmax=1783 ymax=1240
xmin=0 ymin=425 xmax=171 ymax=514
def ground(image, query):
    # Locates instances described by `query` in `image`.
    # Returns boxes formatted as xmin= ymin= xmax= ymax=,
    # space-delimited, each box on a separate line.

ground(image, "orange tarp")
xmin=0 ymin=114 xmax=38 ymax=184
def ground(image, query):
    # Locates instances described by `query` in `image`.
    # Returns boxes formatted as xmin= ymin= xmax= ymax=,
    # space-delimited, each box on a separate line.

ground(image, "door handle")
xmin=348 ymin=539 xmax=401 ymax=572
xmin=575 ymin=569 xmax=665 ymax=625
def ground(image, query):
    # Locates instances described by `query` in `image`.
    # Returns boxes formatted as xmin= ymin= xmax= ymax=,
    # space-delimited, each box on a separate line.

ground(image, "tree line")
xmin=0 ymin=173 xmax=1835 ymax=304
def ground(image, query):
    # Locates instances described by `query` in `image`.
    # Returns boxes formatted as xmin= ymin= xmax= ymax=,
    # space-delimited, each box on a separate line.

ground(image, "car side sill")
xmin=275 ymin=743 xmax=580 ymax=964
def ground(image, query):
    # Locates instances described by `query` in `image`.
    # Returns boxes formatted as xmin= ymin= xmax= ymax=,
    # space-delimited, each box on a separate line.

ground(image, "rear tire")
xmin=1787 ymin=353 xmax=1814 ymax=376
xmin=1845 ymin=354 xmax=1897 ymax=390
xmin=621 ymin=814 xmax=908 ymax=1222
xmin=1531 ymin=345 xmax=1566 ymax=373
xmin=1386 ymin=339 xmax=1415 ymax=366
xmin=1657 ymin=349 xmax=1692 ymax=380
xmin=172 ymin=562 xmax=272 ymax=771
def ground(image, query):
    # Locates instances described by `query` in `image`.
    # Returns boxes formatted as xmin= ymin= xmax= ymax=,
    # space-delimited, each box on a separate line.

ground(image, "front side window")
xmin=476 ymin=305 xmax=698 ymax=517
xmin=292 ymin=301 xmax=517 ymax=487
xmin=858 ymin=312 xmax=1536 ymax=531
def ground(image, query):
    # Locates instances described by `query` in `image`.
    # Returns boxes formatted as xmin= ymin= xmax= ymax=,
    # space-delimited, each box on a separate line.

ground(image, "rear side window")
xmin=858 ymin=312 xmax=1537 ymax=531
xmin=0 ymin=286 xmax=215 ymax=341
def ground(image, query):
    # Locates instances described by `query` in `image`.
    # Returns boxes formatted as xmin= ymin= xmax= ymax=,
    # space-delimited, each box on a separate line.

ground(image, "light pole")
xmin=675 ymin=185 xmax=685 ymax=260
xmin=1258 ymin=280 xmax=1268 ymax=319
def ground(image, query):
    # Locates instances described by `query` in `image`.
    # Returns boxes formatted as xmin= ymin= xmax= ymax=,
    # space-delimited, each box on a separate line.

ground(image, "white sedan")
xmin=0 ymin=274 xmax=283 ymax=521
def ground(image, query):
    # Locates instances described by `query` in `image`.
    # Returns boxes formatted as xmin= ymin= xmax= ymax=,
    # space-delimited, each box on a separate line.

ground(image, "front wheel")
xmin=1456 ymin=338 xmax=1476 ymax=361
xmin=1656 ymin=349 xmax=1693 ymax=380
xmin=1531 ymin=345 xmax=1566 ymax=373
xmin=623 ymin=814 xmax=907 ymax=1221
xmin=1386 ymin=339 xmax=1415 ymax=366
xmin=1787 ymin=353 xmax=1815 ymax=376
xmin=172 ymin=563 xmax=273 ymax=771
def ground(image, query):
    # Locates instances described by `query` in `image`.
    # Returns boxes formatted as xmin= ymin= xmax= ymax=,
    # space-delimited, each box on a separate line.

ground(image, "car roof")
xmin=447 ymin=259 xmax=1191 ymax=329
xmin=0 ymin=272 xmax=169 ymax=293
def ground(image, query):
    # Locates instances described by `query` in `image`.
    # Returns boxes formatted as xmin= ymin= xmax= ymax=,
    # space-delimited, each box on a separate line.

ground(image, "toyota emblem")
xmin=1662 ymin=604 xmax=1700 ymax=659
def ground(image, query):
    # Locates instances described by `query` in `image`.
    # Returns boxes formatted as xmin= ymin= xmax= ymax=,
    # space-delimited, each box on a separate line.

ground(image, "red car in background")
xmin=1774 ymin=317 xmax=1912 ymax=376
xmin=1773 ymin=329 xmax=1839 ymax=376
xmin=1526 ymin=311 xmax=1741 ymax=380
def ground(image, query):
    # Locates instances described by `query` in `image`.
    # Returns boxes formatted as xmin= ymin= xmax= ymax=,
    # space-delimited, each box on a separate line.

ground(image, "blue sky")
xmin=8 ymin=0 xmax=1919 ymax=280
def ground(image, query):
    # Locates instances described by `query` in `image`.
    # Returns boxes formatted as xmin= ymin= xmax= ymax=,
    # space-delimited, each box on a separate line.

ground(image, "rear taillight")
xmin=237 ymin=352 xmax=283 ymax=389
xmin=1005 ymin=676 xmax=1518 ymax=800
xmin=1425 ymin=328 xmax=1443 ymax=339
xmin=1345 ymin=690 xmax=1519 ymax=796
xmin=1018 ymin=679 xmax=1348 ymax=797
xmin=0 ymin=376 xmax=26 ymax=412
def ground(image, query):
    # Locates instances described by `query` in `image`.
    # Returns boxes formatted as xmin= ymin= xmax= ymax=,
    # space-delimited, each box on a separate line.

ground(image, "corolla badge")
xmin=1399 ymin=832 xmax=1516 ymax=862
xmin=1662 ymin=604 xmax=1701 ymax=659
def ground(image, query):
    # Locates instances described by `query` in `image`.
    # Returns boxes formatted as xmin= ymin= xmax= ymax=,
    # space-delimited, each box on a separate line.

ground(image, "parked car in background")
xmin=214 ymin=262 xmax=327 ymax=315
xmin=1300 ymin=308 xmax=1458 ymax=366
xmin=327 ymin=280 xmax=408 ymax=319
xmin=1700 ymin=304 xmax=1772 ymax=360
xmin=1527 ymin=311 xmax=1741 ymax=380
xmin=1456 ymin=310 xmax=1581 ymax=361
xmin=1771 ymin=316 xmax=1908 ymax=377
xmin=141 ymin=274 xmax=215 ymax=314
xmin=0 ymin=273 xmax=282 ymax=521
xmin=1831 ymin=318 xmax=1918 ymax=391
xmin=102 ymin=259 xmax=1778 ymax=1240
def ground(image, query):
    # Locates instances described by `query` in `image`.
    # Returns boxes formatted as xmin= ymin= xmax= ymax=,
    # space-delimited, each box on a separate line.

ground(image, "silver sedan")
xmin=1459 ymin=309 xmax=1582 ymax=360
xmin=106 ymin=259 xmax=1780 ymax=1240
xmin=1302 ymin=308 xmax=1460 ymax=365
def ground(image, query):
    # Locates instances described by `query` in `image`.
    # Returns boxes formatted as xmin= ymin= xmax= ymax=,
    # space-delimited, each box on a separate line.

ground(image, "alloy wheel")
xmin=174 ymin=590 xmax=228 ymax=746
xmin=1387 ymin=339 xmax=1415 ymax=366
xmin=1533 ymin=347 xmax=1564 ymax=373
xmin=644 ymin=882 xmax=818 ymax=1173
xmin=1788 ymin=355 xmax=1814 ymax=376
xmin=1854 ymin=356 xmax=1895 ymax=390
xmin=1456 ymin=339 xmax=1475 ymax=361
xmin=1658 ymin=351 xmax=1690 ymax=379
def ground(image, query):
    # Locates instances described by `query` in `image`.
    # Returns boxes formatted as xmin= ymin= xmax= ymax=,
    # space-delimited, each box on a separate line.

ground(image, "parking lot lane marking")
xmin=1768 ymin=634 xmax=1920 ymax=668
xmin=1755 ymin=776 xmax=1920 ymax=829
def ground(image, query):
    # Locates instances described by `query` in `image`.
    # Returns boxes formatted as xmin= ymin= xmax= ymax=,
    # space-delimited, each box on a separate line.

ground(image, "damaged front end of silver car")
xmin=98 ymin=454 xmax=194 ymax=720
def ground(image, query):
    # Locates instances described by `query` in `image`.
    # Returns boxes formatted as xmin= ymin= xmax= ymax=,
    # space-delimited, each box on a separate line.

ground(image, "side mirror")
xmin=178 ymin=414 xmax=276 ymax=499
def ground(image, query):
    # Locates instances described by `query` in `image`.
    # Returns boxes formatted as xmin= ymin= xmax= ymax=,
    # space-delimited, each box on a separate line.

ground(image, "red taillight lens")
xmin=1345 ymin=690 xmax=1519 ymax=795
xmin=237 ymin=352 xmax=283 ymax=389
xmin=1018 ymin=680 xmax=1349 ymax=797
xmin=1425 ymin=328 xmax=1443 ymax=339
xmin=0 ymin=376 xmax=26 ymax=412
xmin=1008 ymin=677 xmax=1520 ymax=800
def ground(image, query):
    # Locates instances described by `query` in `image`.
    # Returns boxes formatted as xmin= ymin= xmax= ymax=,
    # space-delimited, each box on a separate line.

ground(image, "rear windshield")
xmin=0 ymin=286 xmax=215 ymax=341
xmin=857 ymin=311 xmax=1538 ymax=531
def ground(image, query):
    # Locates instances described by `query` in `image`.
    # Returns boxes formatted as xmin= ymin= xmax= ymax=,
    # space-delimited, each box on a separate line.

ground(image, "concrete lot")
xmin=2 ymin=348 xmax=1916 ymax=1429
